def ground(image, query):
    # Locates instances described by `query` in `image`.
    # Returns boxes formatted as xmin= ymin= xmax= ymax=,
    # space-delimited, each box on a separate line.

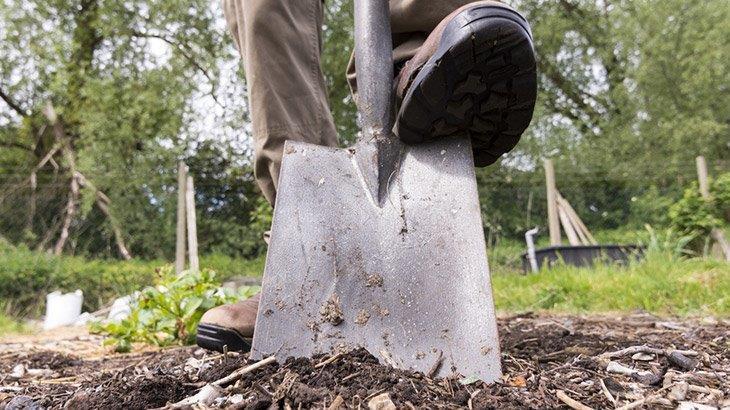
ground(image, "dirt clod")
xmin=365 ymin=274 xmax=384 ymax=288
xmin=5 ymin=395 xmax=42 ymax=410
xmin=355 ymin=309 xmax=371 ymax=325
xmin=319 ymin=294 xmax=344 ymax=325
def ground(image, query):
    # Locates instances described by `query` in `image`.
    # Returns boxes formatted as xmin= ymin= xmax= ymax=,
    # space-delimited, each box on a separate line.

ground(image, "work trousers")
xmin=222 ymin=0 xmax=476 ymax=204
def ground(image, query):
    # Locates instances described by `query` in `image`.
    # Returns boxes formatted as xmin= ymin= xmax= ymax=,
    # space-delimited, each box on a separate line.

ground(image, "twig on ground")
xmin=599 ymin=345 xmax=698 ymax=360
xmin=253 ymin=382 xmax=273 ymax=397
xmin=315 ymin=352 xmax=344 ymax=369
xmin=212 ymin=356 xmax=277 ymax=387
xmin=655 ymin=322 xmax=690 ymax=331
xmin=615 ymin=383 xmax=676 ymax=410
xmin=271 ymin=371 xmax=297 ymax=402
xmin=600 ymin=346 xmax=663 ymax=359
xmin=615 ymin=394 xmax=661 ymax=410
xmin=427 ymin=350 xmax=444 ymax=379
xmin=364 ymin=388 xmax=387 ymax=401
xmin=607 ymin=361 xmax=642 ymax=376
xmin=37 ymin=376 xmax=80 ymax=385
xmin=379 ymin=349 xmax=399 ymax=368
xmin=599 ymin=378 xmax=616 ymax=405
xmin=649 ymin=397 xmax=672 ymax=406
xmin=556 ymin=390 xmax=594 ymax=410
xmin=468 ymin=389 xmax=481 ymax=410
xmin=342 ymin=371 xmax=361 ymax=382
xmin=409 ymin=379 xmax=419 ymax=394
xmin=161 ymin=384 xmax=224 ymax=409
xmin=687 ymin=384 xmax=723 ymax=397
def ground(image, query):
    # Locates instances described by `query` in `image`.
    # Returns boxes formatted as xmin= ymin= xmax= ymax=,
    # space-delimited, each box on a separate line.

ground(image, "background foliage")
xmin=1 ymin=0 xmax=727 ymax=258
xmin=0 ymin=238 xmax=263 ymax=318
xmin=0 ymin=0 xmax=727 ymax=327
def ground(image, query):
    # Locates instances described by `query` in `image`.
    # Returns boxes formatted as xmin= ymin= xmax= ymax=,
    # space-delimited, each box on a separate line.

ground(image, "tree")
xmin=485 ymin=0 xmax=730 ymax=239
xmin=0 ymin=0 xmax=234 ymax=258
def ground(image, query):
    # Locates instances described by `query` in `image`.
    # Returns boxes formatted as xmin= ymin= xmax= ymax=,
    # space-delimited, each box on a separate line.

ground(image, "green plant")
xmin=641 ymin=225 xmax=695 ymax=258
xmin=200 ymin=253 xmax=266 ymax=282
xmin=628 ymin=187 xmax=675 ymax=228
xmin=713 ymin=173 xmax=730 ymax=223
xmin=669 ymin=182 xmax=722 ymax=236
xmin=91 ymin=267 xmax=258 ymax=352
xmin=0 ymin=313 xmax=26 ymax=335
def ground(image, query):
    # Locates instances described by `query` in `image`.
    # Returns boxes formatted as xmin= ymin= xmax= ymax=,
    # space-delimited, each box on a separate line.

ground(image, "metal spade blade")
xmin=249 ymin=0 xmax=502 ymax=382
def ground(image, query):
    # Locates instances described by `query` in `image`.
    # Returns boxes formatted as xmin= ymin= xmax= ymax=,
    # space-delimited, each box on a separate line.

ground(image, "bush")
xmin=0 ymin=245 xmax=58 ymax=317
xmin=629 ymin=186 xmax=675 ymax=228
xmin=0 ymin=245 xmax=159 ymax=317
xmin=714 ymin=173 xmax=730 ymax=222
xmin=669 ymin=182 xmax=722 ymax=236
xmin=669 ymin=172 xmax=729 ymax=250
xmin=199 ymin=253 xmax=265 ymax=282
xmin=91 ymin=267 xmax=258 ymax=352
xmin=0 ymin=245 xmax=266 ymax=319
xmin=641 ymin=225 xmax=695 ymax=258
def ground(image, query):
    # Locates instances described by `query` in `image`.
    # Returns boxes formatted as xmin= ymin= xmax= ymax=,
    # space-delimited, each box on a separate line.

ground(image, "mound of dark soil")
xmin=0 ymin=314 xmax=727 ymax=409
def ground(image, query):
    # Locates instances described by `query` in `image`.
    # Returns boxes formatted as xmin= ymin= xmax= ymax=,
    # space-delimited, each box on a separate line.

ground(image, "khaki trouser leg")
xmin=222 ymin=0 xmax=338 ymax=205
xmin=223 ymin=0 xmax=476 ymax=205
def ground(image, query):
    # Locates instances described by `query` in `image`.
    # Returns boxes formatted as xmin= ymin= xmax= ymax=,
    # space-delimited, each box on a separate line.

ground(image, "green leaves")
xmin=91 ymin=266 xmax=259 ymax=352
xmin=669 ymin=184 xmax=723 ymax=237
xmin=0 ymin=0 xmax=241 ymax=260
xmin=669 ymin=172 xmax=730 ymax=240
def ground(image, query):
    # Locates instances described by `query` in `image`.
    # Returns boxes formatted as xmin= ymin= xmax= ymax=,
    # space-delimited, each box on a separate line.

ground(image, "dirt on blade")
xmin=1 ymin=313 xmax=727 ymax=409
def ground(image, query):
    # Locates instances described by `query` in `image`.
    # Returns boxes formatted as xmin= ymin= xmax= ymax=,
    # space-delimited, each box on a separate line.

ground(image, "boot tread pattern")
xmin=396 ymin=6 xmax=537 ymax=167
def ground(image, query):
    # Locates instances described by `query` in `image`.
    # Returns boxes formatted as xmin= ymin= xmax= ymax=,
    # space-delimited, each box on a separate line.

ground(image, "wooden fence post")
xmin=185 ymin=175 xmax=200 ymax=272
xmin=696 ymin=156 xmax=711 ymax=197
xmin=544 ymin=159 xmax=561 ymax=246
xmin=175 ymin=162 xmax=187 ymax=274
xmin=696 ymin=156 xmax=730 ymax=261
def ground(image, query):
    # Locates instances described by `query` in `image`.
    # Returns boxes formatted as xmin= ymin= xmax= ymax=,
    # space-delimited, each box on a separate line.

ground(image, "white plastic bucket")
xmin=43 ymin=290 xmax=83 ymax=330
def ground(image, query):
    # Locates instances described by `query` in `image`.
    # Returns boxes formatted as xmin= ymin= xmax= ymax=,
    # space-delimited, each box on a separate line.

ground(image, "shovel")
xmin=250 ymin=0 xmax=502 ymax=382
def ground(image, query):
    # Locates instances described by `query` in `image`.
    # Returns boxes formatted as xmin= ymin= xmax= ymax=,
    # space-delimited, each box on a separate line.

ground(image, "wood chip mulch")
xmin=0 ymin=313 xmax=727 ymax=409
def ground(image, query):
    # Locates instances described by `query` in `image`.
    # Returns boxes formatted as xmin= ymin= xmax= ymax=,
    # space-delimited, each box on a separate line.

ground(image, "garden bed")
xmin=1 ymin=314 xmax=727 ymax=409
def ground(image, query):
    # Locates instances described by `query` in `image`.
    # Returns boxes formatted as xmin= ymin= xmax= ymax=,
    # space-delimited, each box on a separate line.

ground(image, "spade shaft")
xmin=353 ymin=0 xmax=393 ymax=140
xmin=352 ymin=0 xmax=400 ymax=205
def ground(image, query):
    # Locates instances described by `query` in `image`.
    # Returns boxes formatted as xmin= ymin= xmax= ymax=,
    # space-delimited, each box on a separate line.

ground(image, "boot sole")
xmin=196 ymin=323 xmax=252 ymax=353
xmin=395 ymin=4 xmax=537 ymax=167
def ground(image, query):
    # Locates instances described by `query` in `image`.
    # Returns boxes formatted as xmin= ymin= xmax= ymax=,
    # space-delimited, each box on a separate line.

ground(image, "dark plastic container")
xmin=521 ymin=245 xmax=644 ymax=273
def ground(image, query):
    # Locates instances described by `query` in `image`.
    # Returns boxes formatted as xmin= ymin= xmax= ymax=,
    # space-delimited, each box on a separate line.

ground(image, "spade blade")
xmin=250 ymin=136 xmax=501 ymax=382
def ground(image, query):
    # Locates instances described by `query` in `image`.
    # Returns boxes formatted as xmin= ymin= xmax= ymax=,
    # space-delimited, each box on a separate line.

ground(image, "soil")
xmin=1 ymin=313 xmax=727 ymax=409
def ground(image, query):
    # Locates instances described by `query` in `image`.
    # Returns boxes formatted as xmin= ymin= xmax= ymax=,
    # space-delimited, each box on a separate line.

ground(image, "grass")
xmin=1 ymin=228 xmax=728 ymax=336
xmin=0 ymin=305 xmax=27 ymax=335
xmin=492 ymin=250 xmax=729 ymax=316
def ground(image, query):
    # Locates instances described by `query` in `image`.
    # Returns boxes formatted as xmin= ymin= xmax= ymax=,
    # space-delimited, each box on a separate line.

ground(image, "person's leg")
xmin=197 ymin=0 xmax=337 ymax=354
xmin=223 ymin=0 xmax=338 ymax=205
